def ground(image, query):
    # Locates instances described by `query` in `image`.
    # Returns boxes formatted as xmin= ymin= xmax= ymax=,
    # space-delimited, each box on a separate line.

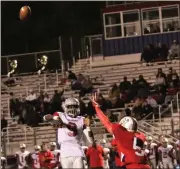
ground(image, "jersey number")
xmin=133 ymin=137 xmax=145 ymax=157
xmin=163 ymin=152 xmax=168 ymax=158
xmin=67 ymin=122 xmax=78 ymax=137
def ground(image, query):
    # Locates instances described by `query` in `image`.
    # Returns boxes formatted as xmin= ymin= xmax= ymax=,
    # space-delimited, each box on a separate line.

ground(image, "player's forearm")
xmin=94 ymin=106 xmax=113 ymax=134
xmin=83 ymin=127 xmax=94 ymax=145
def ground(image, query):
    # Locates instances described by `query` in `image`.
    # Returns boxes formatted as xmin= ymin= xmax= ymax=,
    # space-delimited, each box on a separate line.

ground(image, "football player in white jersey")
xmin=44 ymin=97 xmax=94 ymax=169
xmin=158 ymin=138 xmax=177 ymax=169
xmin=16 ymin=144 xmax=30 ymax=169
xmin=49 ymin=142 xmax=61 ymax=169
xmin=29 ymin=145 xmax=41 ymax=169
xmin=100 ymin=139 xmax=110 ymax=169
xmin=145 ymin=136 xmax=158 ymax=169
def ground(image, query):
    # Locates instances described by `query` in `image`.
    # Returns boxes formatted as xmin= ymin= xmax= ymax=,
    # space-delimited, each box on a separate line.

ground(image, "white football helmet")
xmin=62 ymin=97 xmax=80 ymax=118
xmin=119 ymin=116 xmax=138 ymax=132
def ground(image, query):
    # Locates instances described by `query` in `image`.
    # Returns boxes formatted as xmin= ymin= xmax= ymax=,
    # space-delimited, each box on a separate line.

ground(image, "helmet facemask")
xmin=65 ymin=104 xmax=80 ymax=118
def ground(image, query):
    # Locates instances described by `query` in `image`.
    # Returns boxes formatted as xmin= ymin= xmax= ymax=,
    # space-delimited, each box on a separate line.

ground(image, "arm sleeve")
xmin=94 ymin=106 xmax=113 ymax=134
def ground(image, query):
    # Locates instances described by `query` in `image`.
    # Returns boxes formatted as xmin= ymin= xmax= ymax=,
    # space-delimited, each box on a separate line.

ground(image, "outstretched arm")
xmin=91 ymin=98 xmax=113 ymax=134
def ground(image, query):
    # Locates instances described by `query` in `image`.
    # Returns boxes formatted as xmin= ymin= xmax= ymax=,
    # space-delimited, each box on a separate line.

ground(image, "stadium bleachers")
xmin=1 ymin=55 xmax=180 ymax=155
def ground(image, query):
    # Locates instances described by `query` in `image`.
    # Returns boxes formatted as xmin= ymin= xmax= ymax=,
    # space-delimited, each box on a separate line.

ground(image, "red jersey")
xmin=86 ymin=145 xmax=104 ymax=168
xmin=111 ymin=139 xmax=125 ymax=167
xmin=38 ymin=150 xmax=53 ymax=168
xmin=112 ymin=124 xmax=150 ymax=169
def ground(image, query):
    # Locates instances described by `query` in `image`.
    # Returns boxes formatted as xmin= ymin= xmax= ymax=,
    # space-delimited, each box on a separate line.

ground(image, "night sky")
xmin=1 ymin=1 xmax=105 ymax=56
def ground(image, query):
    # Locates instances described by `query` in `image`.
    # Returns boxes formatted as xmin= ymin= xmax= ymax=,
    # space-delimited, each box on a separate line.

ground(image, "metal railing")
xmin=2 ymin=126 xmax=34 ymax=156
xmin=138 ymin=120 xmax=178 ymax=144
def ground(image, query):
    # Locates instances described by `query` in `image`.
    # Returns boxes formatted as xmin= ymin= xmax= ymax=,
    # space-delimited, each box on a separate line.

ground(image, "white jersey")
xmin=56 ymin=112 xmax=85 ymax=157
xmin=31 ymin=152 xmax=40 ymax=169
xmin=1 ymin=157 xmax=6 ymax=169
xmin=103 ymin=148 xmax=110 ymax=169
xmin=146 ymin=143 xmax=157 ymax=159
xmin=50 ymin=149 xmax=61 ymax=168
xmin=16 ymin=150 xmax=30 ymax=169
xmin=158 ymin=145 xmax=173 ymax=162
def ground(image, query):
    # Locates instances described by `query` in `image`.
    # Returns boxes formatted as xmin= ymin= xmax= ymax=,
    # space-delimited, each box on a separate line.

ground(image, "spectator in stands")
xmin=119 ymin=76 xmax=131 ymax=92
xmin=156 ymin=68 xmax=166 ymax=80
xmin=44 ymin=93 xmax=51 ymax=114
xmin=26 ymin=89 xmax=37 ymax=102
xmin=141 ymin=44 xmax=156 ymax=63
xmin=155 ymin=91 xmax=166 ymax=105
xmin=146 ymin=95 xmax=157 ymax=109
xmin=168 ymin=40 xmax=180 ymax=59
xmin=10 ymin=92 xmax=20 ymax=118
xmin=155 ymin=42 xmax=169 ymax=61
xmin=129 ymin=78 xmax=138 ymax=100
xmin=154 ymin=72 xmax=166 ymax=88
xmin=167 ymin=68 xmax=179 ymax=88
xmin=136 ymin=75 xmax=149 ymax=98
xmin=108 ymin=83 xmax=123 ymax=108
xmin=80 ymin=76 xmax=93 ymax=96
xmin=1 ymin=114 xmax=7 ymax=131
xmin=67 ymin=70 xmax=77 ymax=81
xmin=71 ymin=74 xmax=85 ymax=90
xmin=133 ymin=97 xmax=153 ymax=119
xmin=51 ymin=89 xmax=64 ymax=113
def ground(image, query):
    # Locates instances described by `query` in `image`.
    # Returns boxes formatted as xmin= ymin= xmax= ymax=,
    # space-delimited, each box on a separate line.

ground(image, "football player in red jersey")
xmin=91 ymin=94 xmax=150 ymax=169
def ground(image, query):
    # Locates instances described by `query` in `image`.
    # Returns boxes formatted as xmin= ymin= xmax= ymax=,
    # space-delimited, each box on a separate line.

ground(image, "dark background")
xmin=1 ymin=1 xmax=105 ymax=56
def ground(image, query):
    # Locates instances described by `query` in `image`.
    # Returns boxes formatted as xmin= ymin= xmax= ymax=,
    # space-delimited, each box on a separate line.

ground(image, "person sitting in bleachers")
xmin=26 ymin=89 xmax=37 ymax=102
xmin=156 ymin=68 xmax=167 ymax=80
xmin=51 ymin=89 xmax=64 ymax=113
xmin=67 ymin=70 xmax=77 ymax=81
xmin=1 ymin=114 xmax=7 ymax=132
xmin=154 ymin=72 xmax=166 ymax=89
xmin=167 ymin=68 xmax=179 ymax=89
xmin=119 ymin=76 xmax=131 ymax=92
xmin=141 ymin=45 xmax=156 ymax=63
xmin=155 ymin=43 xmax=169 ymax=61
xmin=168 ymin=40 xmax=180 ymax=59
xmin=10 ymin=92 xmax=21 ymax=118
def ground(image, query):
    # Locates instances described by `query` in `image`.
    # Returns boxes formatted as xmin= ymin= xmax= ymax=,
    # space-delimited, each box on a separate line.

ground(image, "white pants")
xmin=60 ymin=156 xmax=85 ymax=169
xmin=149 ymin=158 xmax=156 ymax=169
xmin=162 ymin=160 xmax=174 ymax=169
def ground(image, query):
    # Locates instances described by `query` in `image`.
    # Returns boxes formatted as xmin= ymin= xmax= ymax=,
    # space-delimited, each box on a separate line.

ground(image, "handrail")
xmin=138 ymin=128 xmax=160 ymax=143
xmin=139 ymin=120 xmax=178 ymax=143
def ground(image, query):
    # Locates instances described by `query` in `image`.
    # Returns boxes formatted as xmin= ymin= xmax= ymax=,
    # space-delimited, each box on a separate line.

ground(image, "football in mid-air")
xmin=19 ymin=6 xmax=31 ymax=20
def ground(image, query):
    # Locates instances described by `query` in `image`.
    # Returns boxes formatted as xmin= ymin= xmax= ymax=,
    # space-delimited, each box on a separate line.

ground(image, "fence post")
xmin=67 ymin=62 xmax=70 ymax=71
xmin=170 ymin=101 xmax=174 ymax=117
xmin=56 ymin=69 xmax=59 ymax=86
xmin=177 ymin=92 xmax=179 ymax=113
xmin=44 ymin=74 xmax=47 ymax=92
xmin=3 ymin=133 xmax=7 ymax=157
xmin=26 ymin=86 xmax=29 ymax=97
xmin=158 ymin=105 xmax=161 ymax=131
xmin=61 ymin=60 xmax=64 ymax=78
xmin=34 ymin=129 xmax=37 ymax=146
xmin=7 ymin=99 xmax=10 ymax=117
xmin=58 ymin=36 xmax=63 ymax=68
xmin=78 ymin=51 xmax=81 ymax=60
xmin=73 ymin=57 xmax=76 ymax=72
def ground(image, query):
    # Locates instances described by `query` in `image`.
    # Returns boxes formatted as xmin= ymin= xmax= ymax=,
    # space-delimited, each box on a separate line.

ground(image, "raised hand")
xmin=90 ymin=92 xmax=100 ymax=108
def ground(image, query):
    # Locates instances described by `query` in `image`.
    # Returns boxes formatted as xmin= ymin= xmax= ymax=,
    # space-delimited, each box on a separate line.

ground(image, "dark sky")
xmin=1 ymin=1 xmax=105 ymax=55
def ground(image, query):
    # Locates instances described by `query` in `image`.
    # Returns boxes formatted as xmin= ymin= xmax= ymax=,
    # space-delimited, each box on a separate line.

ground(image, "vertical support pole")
xmin=6 ymin=57 xmax=9 ymax=75
xmin=56 ymin=69 xmax=59 ymax=86
xmin=44 ymin=74 xmax=47 ymax=92
xmin=70 ymin=36 xmax=74 ymax=60
xmin=58 ymin=36 xmax=63 ymax=69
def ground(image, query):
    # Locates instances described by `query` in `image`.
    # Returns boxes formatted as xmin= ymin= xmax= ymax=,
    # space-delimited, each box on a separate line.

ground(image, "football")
xmin=19 ymin=6 xmax=31 ymax=20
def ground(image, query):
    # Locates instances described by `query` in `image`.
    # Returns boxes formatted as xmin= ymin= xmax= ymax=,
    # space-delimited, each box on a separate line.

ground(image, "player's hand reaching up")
xmin=90 ymin=92 xmax=100 ymax=108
